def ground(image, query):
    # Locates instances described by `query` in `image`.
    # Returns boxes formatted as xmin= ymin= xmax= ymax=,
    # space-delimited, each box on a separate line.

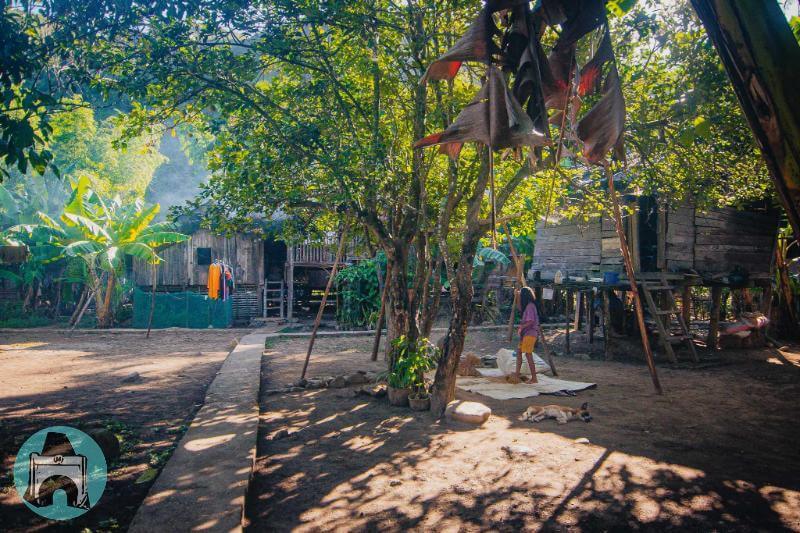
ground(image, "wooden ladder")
xmin=263 ymin=280 xmax=285 ymax=318
xmin=640 ymin=276 xmax=699 ymax=364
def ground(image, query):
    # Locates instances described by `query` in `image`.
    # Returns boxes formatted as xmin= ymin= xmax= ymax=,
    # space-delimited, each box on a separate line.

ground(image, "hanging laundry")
xmin=225 ymin=267 xmax=235 ymax=299
xmin=208 ymin=263 xmax=221 ymax=299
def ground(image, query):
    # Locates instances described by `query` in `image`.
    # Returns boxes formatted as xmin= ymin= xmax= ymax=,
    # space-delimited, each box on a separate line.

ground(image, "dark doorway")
xmin=638 ymin=196 xmax=659 ymax=272
xmin=264 ymin=239 xmax=287 ymax=282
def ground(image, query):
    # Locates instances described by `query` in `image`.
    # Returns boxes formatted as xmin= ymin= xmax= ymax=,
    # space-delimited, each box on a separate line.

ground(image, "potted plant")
xmin=387 ymin=365 xmax=412 ymax=407
xmin=408 ymin=385 xmax=430 ymax=411
xmin=388 ymin=336 xmax=438 ymax=409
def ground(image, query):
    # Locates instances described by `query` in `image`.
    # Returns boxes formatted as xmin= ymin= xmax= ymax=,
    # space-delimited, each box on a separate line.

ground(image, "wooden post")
xmin=565 ymin=290 xmax=572 ymax=355
xmin=682 ymin=285 xmax=692 ymax=325
xmin=300 ymin=227 xmax=348 ymax=380
xmin=146 ymin=262 xmax=157 ymax=338
xmin=370 ymin=264 xmax=391 ymax=361
xmin=707 ymin=285 xmax=723 ymax=350
xmin=508 ymin=288 xmax=519 ymax=343
xmin=607 ymin=166 xmax=662 ymax=393
xmin=504 ymin=224 xmax=526 ymax=342
xmin=574 ymin=291 xmax=583 ymax=331
xmin=603 ymin=289 xmax=611 ymax=360
xmin=537 ymin=325 xmax=558 ymax=377
xmin=286 ymin=246 xmax=294 ymax=321
xmin=588 ymin=290 xmax=595 ymax=344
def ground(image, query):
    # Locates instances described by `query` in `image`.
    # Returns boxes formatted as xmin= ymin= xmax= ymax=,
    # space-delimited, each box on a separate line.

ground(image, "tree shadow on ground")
xmin=246 ymin=343 xmax=800 ymax=532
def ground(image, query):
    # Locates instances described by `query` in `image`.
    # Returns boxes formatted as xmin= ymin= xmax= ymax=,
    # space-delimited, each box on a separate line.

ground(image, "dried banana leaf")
xmin=415 ymin=66 xmax=547 ymax=153
xmin=577 ymin=66 xmax=625 ymax=163
xmin=421 ymin=7 xmax=501 ymax=83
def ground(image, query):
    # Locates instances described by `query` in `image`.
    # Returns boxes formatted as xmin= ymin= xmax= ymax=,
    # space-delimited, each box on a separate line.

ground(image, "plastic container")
xmin=603 ymin=271 xmax=620 ymax=285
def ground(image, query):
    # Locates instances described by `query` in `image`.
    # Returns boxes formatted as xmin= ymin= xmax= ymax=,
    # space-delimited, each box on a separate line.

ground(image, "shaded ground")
xmin=247 ymin=329 xmax=800 ymax=531
xmin=0 ymin=329 xmax=242 ymax=532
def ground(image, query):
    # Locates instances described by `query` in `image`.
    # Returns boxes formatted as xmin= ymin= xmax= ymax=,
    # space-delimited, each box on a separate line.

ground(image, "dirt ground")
xmin=0 ymin=329 xmax=243 ymax=532
xmin=247 ymin=329 xmax=800 ymax=532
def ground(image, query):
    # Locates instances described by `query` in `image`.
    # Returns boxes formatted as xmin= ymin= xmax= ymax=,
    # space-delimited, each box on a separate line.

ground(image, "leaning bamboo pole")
xmin=300 ymin=226 xmax=349 ymax=380
xmin=605 ymin=165 xmax=662 ymax=394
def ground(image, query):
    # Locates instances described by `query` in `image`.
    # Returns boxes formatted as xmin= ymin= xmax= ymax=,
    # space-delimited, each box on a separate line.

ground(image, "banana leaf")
xmin=473 ymin=246 xmax=511 ymax=267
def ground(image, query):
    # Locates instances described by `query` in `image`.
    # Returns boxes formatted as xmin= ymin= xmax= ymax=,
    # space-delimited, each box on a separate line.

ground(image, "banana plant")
xmin=10 ymin=176 xmax=188 ymax=327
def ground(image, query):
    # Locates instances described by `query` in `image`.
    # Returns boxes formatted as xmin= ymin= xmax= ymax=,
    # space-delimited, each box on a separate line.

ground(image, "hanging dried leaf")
xmin=501 ymin=4 xmax=530 ymax=72
xmin=542 ymin=43 xmax=575 ymax=110
xmin=577 ymin=66 xmax=625 ymax=163
xmin=421 ymin=7 xmax=501 ymax=83
xmin=552 ymin=0 xmax=607 ymax=50
xmin=415 ymin=66 xmax=547 ymax=153
xmin=578 ymin=29 xmax=613 ymax=96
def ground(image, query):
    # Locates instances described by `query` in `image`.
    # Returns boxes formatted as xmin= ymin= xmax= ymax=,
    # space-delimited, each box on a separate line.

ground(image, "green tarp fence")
xmin=133 ymin=288 xmax=232 ymax=329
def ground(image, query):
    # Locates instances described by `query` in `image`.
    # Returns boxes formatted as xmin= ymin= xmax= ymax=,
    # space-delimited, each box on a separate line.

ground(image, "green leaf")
xmin=61 ymin=213 xmax=111 ymax=243
xmin=473 ymin=247 xmax=511 ymax=268
xmin=135 ymin=467 xmax=159 ymax=484
xmin=693 ymin=116 xmax=711 ymax=137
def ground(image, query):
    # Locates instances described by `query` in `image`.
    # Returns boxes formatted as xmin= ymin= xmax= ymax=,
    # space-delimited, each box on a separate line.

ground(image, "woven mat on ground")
xmin=456 ymin=369 xmax=596 ymax=400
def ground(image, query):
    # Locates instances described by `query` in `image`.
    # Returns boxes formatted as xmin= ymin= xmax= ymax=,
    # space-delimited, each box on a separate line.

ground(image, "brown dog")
xmin=520 ymin=402 xmax=592 ymax=424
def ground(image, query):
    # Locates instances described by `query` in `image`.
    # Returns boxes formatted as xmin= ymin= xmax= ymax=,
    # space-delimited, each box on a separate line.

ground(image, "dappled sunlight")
xmin=183 ymin=433 xmax=236 ymax=452
xmin=248 ymin=333 xmax=800 ymax=531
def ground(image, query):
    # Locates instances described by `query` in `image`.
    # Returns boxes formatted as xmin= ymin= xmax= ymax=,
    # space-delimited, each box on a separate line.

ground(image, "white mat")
xmin=457 ymin=369 xmax=596 ymax=400
xmin=495 ymin=348 xmax=552 ymax=376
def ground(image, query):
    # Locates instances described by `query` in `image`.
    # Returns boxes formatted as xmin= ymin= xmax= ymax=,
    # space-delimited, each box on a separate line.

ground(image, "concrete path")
xmin=129 ymin=331 xmax=269 ymax=533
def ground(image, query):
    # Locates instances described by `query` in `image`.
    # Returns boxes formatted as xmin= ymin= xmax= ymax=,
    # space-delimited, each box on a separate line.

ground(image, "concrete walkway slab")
xmin=129 ymin=331 xmax=268 ymax=533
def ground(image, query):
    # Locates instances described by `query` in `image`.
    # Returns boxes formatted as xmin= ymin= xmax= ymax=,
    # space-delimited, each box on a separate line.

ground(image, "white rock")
xmin=444 ymin=400 xmax=491 ymax=425
xmin=501 ymin=444 xmax=536 ymax=456
xmin=574 ymin=437 xmax=590 ymax=444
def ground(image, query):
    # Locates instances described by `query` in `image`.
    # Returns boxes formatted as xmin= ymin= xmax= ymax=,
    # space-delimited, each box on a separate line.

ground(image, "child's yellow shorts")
xmin=519 ymin=335 xmax=537 ymax=353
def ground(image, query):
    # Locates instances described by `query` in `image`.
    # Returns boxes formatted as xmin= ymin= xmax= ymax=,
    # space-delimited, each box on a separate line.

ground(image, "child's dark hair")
xmin=519 ymin=286 xmax=535 ymax=311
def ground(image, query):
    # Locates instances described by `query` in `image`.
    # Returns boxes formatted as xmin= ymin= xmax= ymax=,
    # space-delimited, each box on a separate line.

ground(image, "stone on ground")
xmin=444 ymin=400 xmax=491 ymax=425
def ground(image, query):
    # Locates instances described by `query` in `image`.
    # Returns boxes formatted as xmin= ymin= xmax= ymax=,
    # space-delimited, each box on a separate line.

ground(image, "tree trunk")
xmin=384 ymin=243 xmax=416 ymax=369
xmin=430 ymin=258 xmax=476 ymax=416
xmin=96 ymin=270 xmax=116 ymax=328
xmin=430 ymin=149 xmax=491 ymax=416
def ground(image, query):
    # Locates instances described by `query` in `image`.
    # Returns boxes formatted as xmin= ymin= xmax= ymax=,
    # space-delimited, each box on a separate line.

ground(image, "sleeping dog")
xmin=520 ymin=402 xmax=592 ymax=424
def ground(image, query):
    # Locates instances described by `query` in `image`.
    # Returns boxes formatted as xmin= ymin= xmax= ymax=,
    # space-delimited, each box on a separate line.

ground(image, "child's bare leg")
xmin=524 ymin=353 xmax=538 ymax=383
xmin=515 ymin=352 xmax=523 ymax=380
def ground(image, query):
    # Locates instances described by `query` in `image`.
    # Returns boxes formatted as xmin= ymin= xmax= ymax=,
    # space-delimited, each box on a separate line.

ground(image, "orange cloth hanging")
xmin=208 ymin=263 xmax=221 ymax=299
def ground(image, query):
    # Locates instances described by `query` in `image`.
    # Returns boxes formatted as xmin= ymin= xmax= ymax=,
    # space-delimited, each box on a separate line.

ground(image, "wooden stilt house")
xmin=527 ymin=195 xmax=779 ymax=361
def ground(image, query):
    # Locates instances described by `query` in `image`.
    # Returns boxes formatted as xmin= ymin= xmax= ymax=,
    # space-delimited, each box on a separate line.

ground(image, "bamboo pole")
xmin=370 ymin=263 xmax=391 ymax=361
xmin=300 ymin=226 xmax=349 ymax=380
xmin=489 ymin=149 xmax=497 ymax=249
xmin=606 ymin=166 xmax=661 ymax=393
xmin=70 ymin=291 xmax=95 ymax=332
xmin=146 ymin=262 xmax=157 ymax=338
xmin=505 ymin=224 xmax=524 ymax=342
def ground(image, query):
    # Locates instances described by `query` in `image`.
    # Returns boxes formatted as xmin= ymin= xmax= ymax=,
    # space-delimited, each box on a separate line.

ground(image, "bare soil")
xmin=0 ymin=329 xmax=243 ymax=532
xmin=247 ymin=329 xmax=800 ymax=532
